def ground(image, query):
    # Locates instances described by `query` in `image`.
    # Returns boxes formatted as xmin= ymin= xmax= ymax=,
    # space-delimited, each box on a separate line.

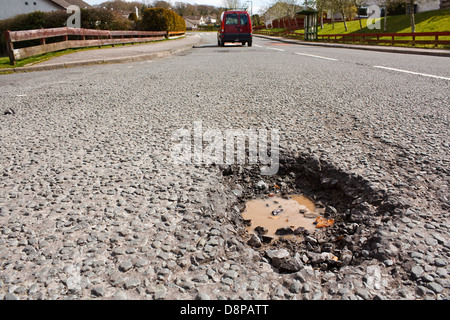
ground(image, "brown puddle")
xmin=242 ymin=195 xmax=325 ymax=238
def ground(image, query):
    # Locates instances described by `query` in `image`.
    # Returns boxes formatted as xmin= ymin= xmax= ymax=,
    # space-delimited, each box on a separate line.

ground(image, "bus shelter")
xmin=296 ymin=9 xmax=319 ymax=41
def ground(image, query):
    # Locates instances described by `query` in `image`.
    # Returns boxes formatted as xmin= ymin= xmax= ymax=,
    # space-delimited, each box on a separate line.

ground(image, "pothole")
xmin=221 ymin=154 xmax=401 ymax=274
xmin=242 ymin=194 xmax=326 ymax=239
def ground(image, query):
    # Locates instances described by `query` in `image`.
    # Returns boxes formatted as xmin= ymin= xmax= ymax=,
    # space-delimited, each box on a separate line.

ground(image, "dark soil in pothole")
xmin=221 ymin=154 xmax=402 ymax=273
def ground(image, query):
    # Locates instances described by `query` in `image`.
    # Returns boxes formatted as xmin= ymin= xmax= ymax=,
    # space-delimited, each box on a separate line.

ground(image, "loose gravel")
xmin=0 ymin=34 xmax=449 ymax=300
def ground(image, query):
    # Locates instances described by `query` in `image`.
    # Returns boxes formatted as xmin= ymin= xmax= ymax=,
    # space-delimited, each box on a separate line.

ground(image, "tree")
xmin=377 ymin=0 xmax=422 ymax=33
xmin=153 ymin=1 xmax=172 ymax=9
xmin=263 ymin=1 xmax=301 ymax=24
xmin=315 ymin=0 xmax=333 ymax=29
xmin=352 ymin=0 xmax=364 ymax=30
xmin=99 ymin=0 xmax=143 ymax=12
xmin=173 ymin=2 xmax=188 ymax=16
xmin=373 ymin=0 xmax=407 ymax=32
xmin=252 ymin=14 xmax=262 ymax=26
xmin=331 ymin=0 xmax=351 ymax=31
xmin=222 ymin=0 xmax=243 ymax=10
xmin=408 ymin=0 xmax=415 ymax=32
xmin=375 ymin=0 xmax=394 ymax=32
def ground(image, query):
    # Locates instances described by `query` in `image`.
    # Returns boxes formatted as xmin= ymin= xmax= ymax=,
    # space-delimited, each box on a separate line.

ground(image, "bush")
xmin=0 ymin=8 xmax=132 ymax=56
xmin=80 ymin=8 xmax=131 ymax=30
xmin=138 ymin=7 xmax=186 ymax=32
xmin=0 ymin=11 xmax=69 ymax=56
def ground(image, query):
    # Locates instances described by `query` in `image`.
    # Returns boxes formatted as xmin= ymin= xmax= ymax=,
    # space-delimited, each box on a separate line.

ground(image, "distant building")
xmin=358 ymin=0 xmax=441 ymax=17
xmin=326 ymin=0 xmax=442 ymax=20
xmin=0 ymin=0 xmax=91 ymax=21
xmin=205 ymin=16 xmax=217 ymax=25
xmin=184 ymin=15 xmax=217 ymax=29
xmin=184 ymin=15 xmax=204 ymax=29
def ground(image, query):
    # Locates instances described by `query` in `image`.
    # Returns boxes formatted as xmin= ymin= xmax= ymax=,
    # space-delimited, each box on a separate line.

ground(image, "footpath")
xmin=0 ymin=34 xmax=202 ymax=73
xmin=254 ymin=34 xmax=450 ymax=57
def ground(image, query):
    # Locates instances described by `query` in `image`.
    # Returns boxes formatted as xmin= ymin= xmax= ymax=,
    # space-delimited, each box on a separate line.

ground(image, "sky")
xmin=83 ymin=0 xmax=268 ymax=15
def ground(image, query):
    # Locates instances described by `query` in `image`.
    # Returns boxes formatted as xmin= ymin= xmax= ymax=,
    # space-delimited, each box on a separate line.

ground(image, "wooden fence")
xmin=4 ymin=27 xmax=186 ymax=65
xmin=255 ymin=29 xmax=450 ymax=47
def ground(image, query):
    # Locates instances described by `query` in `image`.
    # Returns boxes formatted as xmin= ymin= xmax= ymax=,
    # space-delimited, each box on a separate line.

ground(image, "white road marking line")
xmin=294 ymin=52 xmax=338 ymax=61
xmin=267 ymin=47 xmax=285 ymax=52
xmin=254 ymin=45 xmax=263 ymax=48
xmin=373 ymin=66 xmax=450 ymax=81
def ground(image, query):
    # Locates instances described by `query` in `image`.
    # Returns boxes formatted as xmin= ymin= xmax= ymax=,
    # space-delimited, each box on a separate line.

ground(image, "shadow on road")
xmin=192 ymin=44 xmax=219 ymax=48
xmin=193 ymin=44 xmax=247 ymax=49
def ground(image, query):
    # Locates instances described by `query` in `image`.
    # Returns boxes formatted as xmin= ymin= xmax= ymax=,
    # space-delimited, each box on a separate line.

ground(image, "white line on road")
xmin=294 ymin=52 xmax=338 ymax=61
xmin=267 ymin=47 xmax=285 ymax=52
xmin=254 ymin=45 xmax=263 ymax=48
xmin=373 ymin=66 xmax=450 ymax=81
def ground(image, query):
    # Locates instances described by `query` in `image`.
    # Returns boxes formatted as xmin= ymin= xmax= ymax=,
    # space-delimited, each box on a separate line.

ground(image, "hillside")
xmin=317 ymin=9 xmax=450 ymax=35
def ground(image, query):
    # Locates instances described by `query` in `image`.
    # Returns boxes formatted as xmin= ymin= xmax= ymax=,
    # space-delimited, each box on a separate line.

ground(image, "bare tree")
xmin=153 ymin=1 xmax=172 ymax=9
xmin=173 ymin=2 xmax=187 ymax=16
xmin=408 ymin=0 xmax=415 ymax=32
xmin=331 ymin=0 xmax=350 ymax=31
xmin=352 ymin=0 xmax=364 ymax=30
xmin=222 ymin=0 xmax=244 ymax=9
xmin=375 ymin=0 xmax=392 ymax=32
xmin=374 ymin=0 xmax=405 ymax=32
xmin=264 ymin=1 xmax=301 ymax=21
xmin=315 ymin=0 xmax=332 ymax=29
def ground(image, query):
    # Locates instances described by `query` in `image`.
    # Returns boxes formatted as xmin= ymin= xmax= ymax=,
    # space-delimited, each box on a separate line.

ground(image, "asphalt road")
xmin=0 ymin=32 xmax=449 ymax=301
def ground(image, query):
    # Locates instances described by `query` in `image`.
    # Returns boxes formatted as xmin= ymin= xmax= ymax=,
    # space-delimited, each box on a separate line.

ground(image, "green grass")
xmin=0 ymin=47 xmax=100 ymax=69
xmin=256 ymin=9 xmax=450 ymax=48
xmin=317 ymin=9 xmax=450 ymax=35
xmin=259 ymin=28 xmax=286 ymax=33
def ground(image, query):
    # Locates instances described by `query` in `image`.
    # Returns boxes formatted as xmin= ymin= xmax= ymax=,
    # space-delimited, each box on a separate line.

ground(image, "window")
xmin=225 ymin=13 xmax=238 ymax=25
xmin=240 ymin=14 xmax=248 ymax=26
xmin=25 ymin=2 xmax=29 ymax=5
xmin=34 ymin=2 xmax=37 ymax=5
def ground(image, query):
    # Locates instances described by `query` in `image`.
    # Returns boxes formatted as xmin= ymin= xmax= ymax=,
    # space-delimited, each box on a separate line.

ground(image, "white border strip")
xmin=373 ymin=66 xmax=450 ymax=81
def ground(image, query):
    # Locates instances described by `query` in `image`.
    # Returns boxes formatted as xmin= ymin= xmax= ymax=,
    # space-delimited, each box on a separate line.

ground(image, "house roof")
xmin=183 ymin=16 xmax=203 ymax=21
xmin=50 ymin=0 xmax=92 ymax=9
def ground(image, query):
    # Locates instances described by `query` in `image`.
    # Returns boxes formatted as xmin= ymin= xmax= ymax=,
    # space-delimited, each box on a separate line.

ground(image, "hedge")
xmin=0 ymin=9 xmax=131 ymax=56
xmin=0 ymin=7 xmax=185 ymax=57
xmin=137 ymin=8 xmax=186 ymax=32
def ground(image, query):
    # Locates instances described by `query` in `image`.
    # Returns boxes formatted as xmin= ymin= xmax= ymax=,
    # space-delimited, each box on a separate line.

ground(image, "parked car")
xmin=217 ymin=10 xmax=252 ymax=47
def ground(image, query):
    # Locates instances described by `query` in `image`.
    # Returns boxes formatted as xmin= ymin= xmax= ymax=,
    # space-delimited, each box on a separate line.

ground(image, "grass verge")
xmin=256 ymin=9 xmax=450 ymax=49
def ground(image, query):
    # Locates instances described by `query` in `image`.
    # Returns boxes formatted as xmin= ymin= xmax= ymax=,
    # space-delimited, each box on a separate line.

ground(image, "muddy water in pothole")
xmin=242 ymin=195 xmax=325 ymax=238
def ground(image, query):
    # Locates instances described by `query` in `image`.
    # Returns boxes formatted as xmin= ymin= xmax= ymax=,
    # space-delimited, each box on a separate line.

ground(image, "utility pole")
xmin=246 ymin=1 xmax=253 ymax=18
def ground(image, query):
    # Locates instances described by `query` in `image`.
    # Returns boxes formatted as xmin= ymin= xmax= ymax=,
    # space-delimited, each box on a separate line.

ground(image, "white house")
xmin=0 ymin=0 xmax=91 ymax=21
xmin=205 ymin=16 xmax=217 ymax=24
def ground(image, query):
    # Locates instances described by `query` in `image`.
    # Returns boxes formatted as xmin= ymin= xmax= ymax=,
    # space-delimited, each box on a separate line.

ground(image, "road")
xmin=0 ymin=32 xmax=449 ymax=301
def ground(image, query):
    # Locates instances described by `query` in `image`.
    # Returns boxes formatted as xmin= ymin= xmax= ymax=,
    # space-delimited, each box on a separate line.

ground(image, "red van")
xmin=217 ymin=10 xmax=252 ymax=47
